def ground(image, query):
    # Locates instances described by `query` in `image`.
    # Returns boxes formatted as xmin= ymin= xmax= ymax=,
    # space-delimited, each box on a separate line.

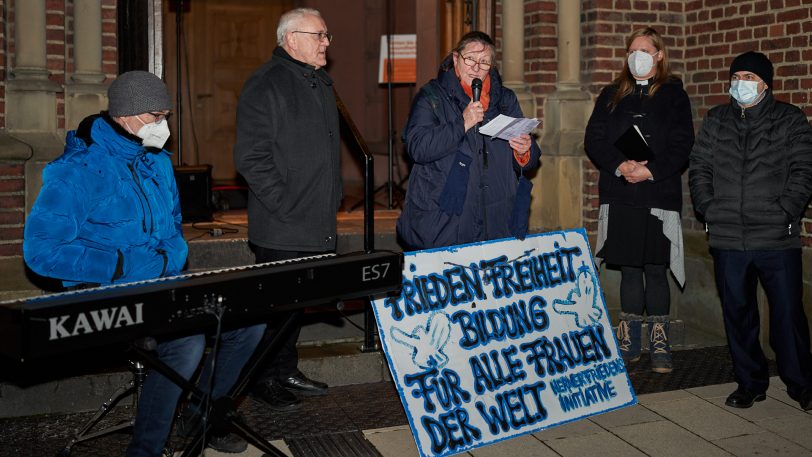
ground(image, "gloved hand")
xmin=113 ymin=246 xmax=168 ymax=283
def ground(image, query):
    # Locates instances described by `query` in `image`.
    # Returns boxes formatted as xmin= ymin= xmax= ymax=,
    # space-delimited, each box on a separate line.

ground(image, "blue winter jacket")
xmin=23 ymin=114 xmax=188 ymax=287
xmin=397 ymin=59 xmax=541 ymax=250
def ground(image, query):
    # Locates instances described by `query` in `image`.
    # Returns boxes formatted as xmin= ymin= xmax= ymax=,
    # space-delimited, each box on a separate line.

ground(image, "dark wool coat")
xmin=585 ymin=78 xmax=695 ymax=212
xmin=689 ymin=92 xmax=812 ymax=250
xmin=397 ymin=59 xmax=540 ymax=250
xmin=234 ymin=47 xmax=342 ymax=252
xmin=24 ymin=113 xmax=187 ymax=287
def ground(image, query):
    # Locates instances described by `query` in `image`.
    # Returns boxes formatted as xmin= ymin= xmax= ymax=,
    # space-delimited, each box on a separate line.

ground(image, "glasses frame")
xmin=148 ymin=111 xmax=171 ymax=122
xmin=292 ymin=30 xmax=333 ymax=43
xmin=460 ymin=54 xmax=492 ymax=70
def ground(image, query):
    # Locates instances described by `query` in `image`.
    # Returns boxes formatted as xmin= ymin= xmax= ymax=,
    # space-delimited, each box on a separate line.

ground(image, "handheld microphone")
xmin=471 ymin=78 xmax=482 ymax=102
xmin=471 ymin=78 xmax=487 ymax=167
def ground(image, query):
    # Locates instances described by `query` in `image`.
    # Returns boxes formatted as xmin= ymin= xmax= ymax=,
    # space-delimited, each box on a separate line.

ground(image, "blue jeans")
xmin=712 ymin=248 xmax=812 ymax=399
xmin=125 ymin=323 xmax=265 ymax=457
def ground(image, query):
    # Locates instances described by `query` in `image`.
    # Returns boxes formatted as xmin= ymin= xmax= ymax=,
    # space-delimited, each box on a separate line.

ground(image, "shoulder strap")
xmin=422 ymin=81 xmax=442 ymax=117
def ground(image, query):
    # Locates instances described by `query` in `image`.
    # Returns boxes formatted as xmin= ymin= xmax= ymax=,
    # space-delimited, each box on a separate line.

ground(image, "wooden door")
xmin=164 ymin=0 xmax=292 ymax=183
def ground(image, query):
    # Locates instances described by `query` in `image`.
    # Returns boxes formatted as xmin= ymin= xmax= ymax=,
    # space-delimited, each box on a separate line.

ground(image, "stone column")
xmin=7 ymin=0 xmax=62 ymax=132
xmin=535 ymin=0 xmax=593 ymax=231
xmin=66 ymin=0 xmax=108 ymax=130
xmin=500 ymin=0 xmax=536 ymax=121
xmin=13 ymin=1 xmax=47 ymax=78
xmin=3 ymin=0 xmax=64 ymax=295
xmin=72 ymin=0 xmax=105 ymax=83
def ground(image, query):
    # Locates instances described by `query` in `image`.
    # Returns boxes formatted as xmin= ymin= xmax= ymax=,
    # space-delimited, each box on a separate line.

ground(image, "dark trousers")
xmin=620 ymin=264 xmax=670 ymax=316
xmin=711 ymin=248 xmax=812 ymax=399
xmin=254 ymin=246 xmax=329 ymax=382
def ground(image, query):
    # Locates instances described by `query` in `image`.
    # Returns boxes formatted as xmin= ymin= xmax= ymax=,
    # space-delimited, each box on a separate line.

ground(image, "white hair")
xmin=277 ymin=8 xmax=322 ymax=46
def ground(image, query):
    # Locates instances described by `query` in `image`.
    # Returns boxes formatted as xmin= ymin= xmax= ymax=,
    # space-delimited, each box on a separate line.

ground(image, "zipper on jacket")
xmin=739 ymin=114 xmax=748 ymax=250
xmin=128 ymin=162 xmax=153 ymax=234
xmin=788 ymin=223 xmax=792 ymax=235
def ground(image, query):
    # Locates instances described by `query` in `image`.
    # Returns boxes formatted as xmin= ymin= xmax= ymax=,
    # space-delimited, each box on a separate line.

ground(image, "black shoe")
xmin=253 ymin=378 xmax=302 ymax=411
xmin=725 ymin=387 xmax=766 ymax=408
xmin=799 ymin=389 xmax=812 ymax=411
xmin=207 ymin=432 xmax=248 ymax=454
xmin=279 ymin=372 xmax=328 ymax=396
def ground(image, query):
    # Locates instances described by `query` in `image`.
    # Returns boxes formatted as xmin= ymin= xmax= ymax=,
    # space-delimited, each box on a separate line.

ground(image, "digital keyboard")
xmin=0 ymin=251 xmax=403 ymax=362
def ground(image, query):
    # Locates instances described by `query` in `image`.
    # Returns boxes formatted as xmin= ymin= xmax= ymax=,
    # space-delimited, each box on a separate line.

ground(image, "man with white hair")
xmin=234 ymin=7 xmax=338 ymax=410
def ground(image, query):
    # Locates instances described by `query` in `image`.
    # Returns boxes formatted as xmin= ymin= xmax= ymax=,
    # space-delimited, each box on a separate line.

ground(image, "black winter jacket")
xmin=585 ymin=78 xmax=694 ymax=212
xmin=689 ymin=92 xmax=812 ymax=250
xmin=234 ymin=47 xmax=342 ymax=252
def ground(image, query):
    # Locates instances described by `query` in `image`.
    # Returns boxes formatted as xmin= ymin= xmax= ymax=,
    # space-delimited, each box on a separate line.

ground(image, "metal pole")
xmin=386 ymin=0 xmax=394 ymax=209
xmin=175 ymin=0 xmax=183 ymax=165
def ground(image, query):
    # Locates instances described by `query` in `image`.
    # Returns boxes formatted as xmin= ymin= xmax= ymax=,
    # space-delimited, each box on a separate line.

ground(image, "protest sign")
xmin=371 ymin=229 xmax=636 ymax=457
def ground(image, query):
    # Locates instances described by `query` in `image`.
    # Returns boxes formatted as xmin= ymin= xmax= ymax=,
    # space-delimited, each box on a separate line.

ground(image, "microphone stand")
xmin=175 ymin=0 xmax=184 ymax=165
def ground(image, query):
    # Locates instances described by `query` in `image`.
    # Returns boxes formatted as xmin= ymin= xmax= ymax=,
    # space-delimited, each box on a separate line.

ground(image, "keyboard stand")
xmin=56 ymin=360 xmax=146 ymax=457
xmin=130 ymin=312 xmax=299 ymax=457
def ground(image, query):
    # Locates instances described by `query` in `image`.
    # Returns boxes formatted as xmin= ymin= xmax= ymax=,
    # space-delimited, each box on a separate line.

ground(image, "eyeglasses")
xmin=460 ymin=55 xmax=492 ymax=70
xmin=149 ymin=112 xmax=171 ymax=122
xmin=292 ymin=31 xmax=333 ymax=43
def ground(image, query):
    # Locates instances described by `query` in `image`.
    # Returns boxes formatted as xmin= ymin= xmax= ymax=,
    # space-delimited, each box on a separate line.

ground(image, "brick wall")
xmin=523 ymin=1 xmax=558 ymax=119
xmin=0 ymin=163 xmax=24 ymax=257
xmin=682 ymin=0 xmax=812 ymax=245
xmin=100 ymin=0 xmax=117 ymax=80
xmin=519 ymin=0 xmax=812 ymax=245
xmin=0 ymin=0 xmax=5 ymax=130
xmin=493 ymin=1 xmax=558 ymax=120
xmin=46 ymin=0 xmax=67 ymax=130
xmin=0 ymin=0 xmax=117 ymax=261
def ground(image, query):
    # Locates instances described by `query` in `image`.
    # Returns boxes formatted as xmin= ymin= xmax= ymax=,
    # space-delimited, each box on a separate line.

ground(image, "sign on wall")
xmin=378 ymin=34 xmax=417 ymax=84
xmin=372 ymin=229 xmax=636 ymax=457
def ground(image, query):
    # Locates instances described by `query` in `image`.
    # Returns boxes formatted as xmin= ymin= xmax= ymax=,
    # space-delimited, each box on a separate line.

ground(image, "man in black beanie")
xmin=690 ymin=51 xmax=812 ymax=410
xmin=24 ymin=70 xmax=265 ymax=456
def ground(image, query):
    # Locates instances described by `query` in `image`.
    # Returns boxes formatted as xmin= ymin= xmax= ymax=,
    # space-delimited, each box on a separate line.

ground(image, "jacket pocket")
xmin=277 ymin=167 xmax=299 ymax=222
xmin=743 ymin=198 xmax=788 ymax=226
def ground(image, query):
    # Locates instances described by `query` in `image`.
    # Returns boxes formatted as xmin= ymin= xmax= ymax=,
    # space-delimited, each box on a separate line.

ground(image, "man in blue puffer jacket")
xmin=398 ymin=31 xmax=541 ymax=250
xmin=23 ymin=71 xmax=264 ymax=456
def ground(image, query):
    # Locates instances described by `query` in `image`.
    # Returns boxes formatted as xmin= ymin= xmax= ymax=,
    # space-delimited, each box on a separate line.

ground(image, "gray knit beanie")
xmin=107 ymin=71 xmax=172 ymax=117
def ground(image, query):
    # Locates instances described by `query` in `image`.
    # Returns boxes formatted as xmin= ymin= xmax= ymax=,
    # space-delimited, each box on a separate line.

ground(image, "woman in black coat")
xmin=584 ymin=27 xmax=694 ymax=373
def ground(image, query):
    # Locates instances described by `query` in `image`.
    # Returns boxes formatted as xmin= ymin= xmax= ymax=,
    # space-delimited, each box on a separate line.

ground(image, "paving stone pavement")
xmin=3 ymin=346 xmax=811 ymax=457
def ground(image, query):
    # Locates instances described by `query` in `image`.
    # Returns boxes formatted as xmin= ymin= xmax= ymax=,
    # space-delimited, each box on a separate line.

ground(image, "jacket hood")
xmin=59 ymin=113 xmax=171 ymax=173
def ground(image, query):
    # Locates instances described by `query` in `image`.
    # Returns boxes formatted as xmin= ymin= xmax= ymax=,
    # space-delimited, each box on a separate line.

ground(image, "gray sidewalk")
xmin=1 ymin=345 xmax=807 ymax=457
xmin=222 ymin=376 xmax=812 ymax=457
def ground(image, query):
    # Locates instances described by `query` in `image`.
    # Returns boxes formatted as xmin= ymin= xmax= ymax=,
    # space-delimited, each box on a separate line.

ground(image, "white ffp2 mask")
xmin=134 ymin=115 xmax=171 ymax=149
xmin=627 ymin=50 xmax=655 ymax=78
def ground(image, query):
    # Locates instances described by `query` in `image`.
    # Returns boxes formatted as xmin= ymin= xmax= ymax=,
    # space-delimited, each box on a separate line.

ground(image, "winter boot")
xmin=648 ymin=315 xmax=672 ymax=373
xmin=616 ymin=312 xmax=642 ymax=363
